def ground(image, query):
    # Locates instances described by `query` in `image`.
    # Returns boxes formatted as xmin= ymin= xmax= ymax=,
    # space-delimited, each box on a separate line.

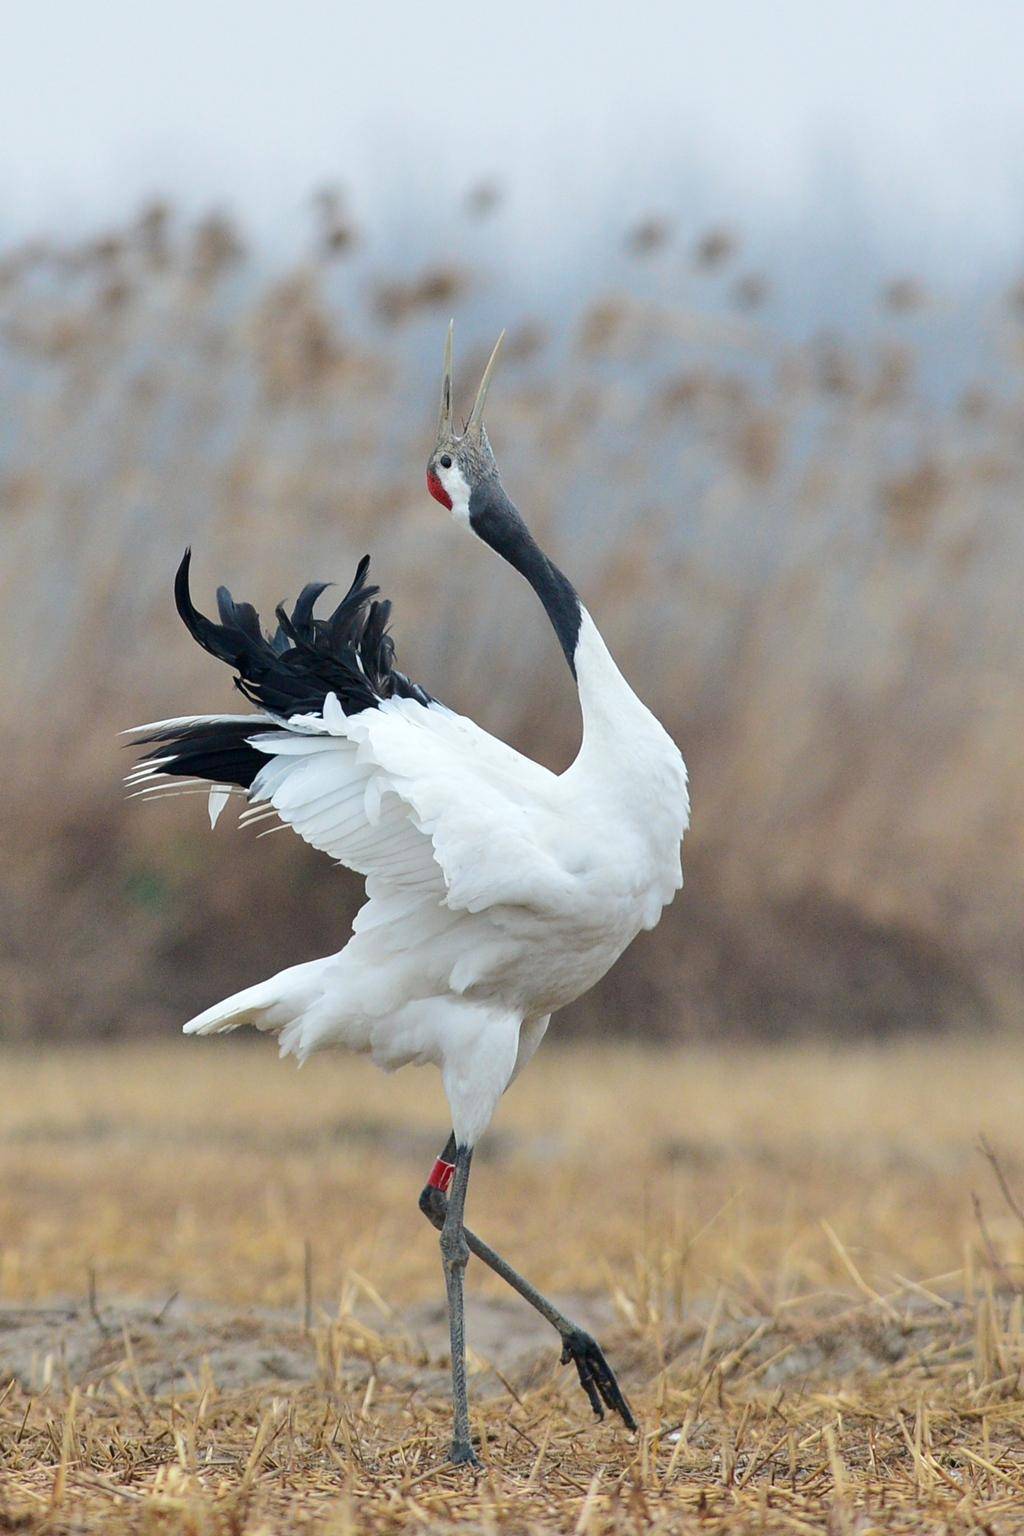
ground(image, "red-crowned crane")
xmin=127 ymin=326 xmax=689 ymax=1466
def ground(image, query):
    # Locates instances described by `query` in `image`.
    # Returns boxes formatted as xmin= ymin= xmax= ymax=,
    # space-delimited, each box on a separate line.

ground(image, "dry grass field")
xmin=2 ymin=1037 xmax=1024 ymax=1532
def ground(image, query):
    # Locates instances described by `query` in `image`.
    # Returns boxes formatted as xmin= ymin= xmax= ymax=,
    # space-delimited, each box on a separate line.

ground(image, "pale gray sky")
xmin=2 ymin=0 xmax=1023 ymax=260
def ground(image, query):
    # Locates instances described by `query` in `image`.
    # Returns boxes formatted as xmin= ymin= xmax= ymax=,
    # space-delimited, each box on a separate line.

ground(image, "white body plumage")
xmin=129 ymin=324 xmax=690 ymax=1151
xmin=132 ymin=611 xmax=687 ymax=1146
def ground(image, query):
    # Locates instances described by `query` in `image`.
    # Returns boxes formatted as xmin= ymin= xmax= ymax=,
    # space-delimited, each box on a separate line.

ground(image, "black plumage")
xmin=134 ymin=718 xmax=269 ymax=790
xmin=133 ymin=550 xmax=432 ymax=790
xmin=175 ymin=548 xmax=429 ymax=716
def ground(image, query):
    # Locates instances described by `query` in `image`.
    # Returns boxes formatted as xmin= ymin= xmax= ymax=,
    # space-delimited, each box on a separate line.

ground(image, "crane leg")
xmin=419 ymin=1135 xmax=636 ymax=1433
xmin=439 ymin=1142 xmax=478 ymax=1466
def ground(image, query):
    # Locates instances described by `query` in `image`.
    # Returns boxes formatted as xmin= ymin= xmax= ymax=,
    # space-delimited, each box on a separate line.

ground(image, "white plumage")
xmin=129 ymin=612 xmax=688 ymax=1147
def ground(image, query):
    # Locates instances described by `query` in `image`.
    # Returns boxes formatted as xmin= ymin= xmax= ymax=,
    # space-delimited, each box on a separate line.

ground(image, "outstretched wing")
xmin=128 ymin=549 xmax=433 ymax=797
xmin=130 ymin=694 xmax=567 ymax=914
xmin=244 ymin=694 xmax=566 ymax=912
xmin=128 ymin=554 xmax=568 ymax=915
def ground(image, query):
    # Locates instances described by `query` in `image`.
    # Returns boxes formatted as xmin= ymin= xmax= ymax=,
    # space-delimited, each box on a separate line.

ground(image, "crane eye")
xmin=439 ymin=454 xmax=452 ymax=469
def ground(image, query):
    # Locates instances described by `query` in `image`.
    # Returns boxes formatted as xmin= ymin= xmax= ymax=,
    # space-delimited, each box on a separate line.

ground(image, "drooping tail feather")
xmin=182 ymin=958 xmax=328 ymax=1042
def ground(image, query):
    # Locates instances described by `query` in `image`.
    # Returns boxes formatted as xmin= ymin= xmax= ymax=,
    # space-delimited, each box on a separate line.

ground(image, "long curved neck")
xmin=468 ymin=477 xmax=582 ymax=676
xmin=467 ymin=475 xmax=661 ymax=776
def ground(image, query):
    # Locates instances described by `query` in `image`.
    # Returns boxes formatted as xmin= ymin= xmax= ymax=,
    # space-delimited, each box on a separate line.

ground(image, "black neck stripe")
xmin=468 ymin=480 xmax=582 ymax=676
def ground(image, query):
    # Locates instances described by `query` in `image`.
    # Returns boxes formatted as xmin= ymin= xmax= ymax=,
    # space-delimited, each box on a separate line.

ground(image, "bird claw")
xmin=449 ymin=1440 xmax=483 ymax=1469
xmin=559 ymin=1327 xmax=637 ymax=1432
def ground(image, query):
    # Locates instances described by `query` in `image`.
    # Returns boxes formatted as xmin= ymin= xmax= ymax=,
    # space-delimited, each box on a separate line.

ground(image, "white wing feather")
xmin=246 ymin=694 xmax=568 ymax=914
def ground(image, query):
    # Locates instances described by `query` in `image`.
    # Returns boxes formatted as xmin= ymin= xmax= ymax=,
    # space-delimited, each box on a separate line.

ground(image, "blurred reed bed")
xmin=0 ymin=196 xmax=1021 ymax=1040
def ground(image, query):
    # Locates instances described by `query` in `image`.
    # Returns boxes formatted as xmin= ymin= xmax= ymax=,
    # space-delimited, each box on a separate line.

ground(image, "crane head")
xmin=427 ymin=321 xmax=505 ymax=525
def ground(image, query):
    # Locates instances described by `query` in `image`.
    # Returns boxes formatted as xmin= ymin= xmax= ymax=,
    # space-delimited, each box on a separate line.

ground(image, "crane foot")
xmin=560 ymin=1328 xmax=637 ymax=1431
xmin=449 ymin=1438 xmax=483 ymax=1469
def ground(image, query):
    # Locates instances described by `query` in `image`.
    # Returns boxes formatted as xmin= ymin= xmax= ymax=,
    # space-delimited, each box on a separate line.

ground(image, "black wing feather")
xmin=173 ymin=547 xmax=421 ymax=718
xmin=290 ymin=580 xmax=333 ymax=636
xmin=134 ymin=549 xmax=434 ymax=793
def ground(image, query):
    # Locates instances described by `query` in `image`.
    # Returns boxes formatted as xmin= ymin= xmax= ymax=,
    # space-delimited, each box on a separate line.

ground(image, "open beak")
xmin=466 ymin=329 xmax=505 ymax=435
xmin=437 ymin=319 xmax=454 ymax=439
xmin=434 ymin=322 xmax=505 ymax=449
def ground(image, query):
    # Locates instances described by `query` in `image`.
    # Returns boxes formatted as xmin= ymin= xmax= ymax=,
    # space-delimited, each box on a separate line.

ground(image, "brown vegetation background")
xmin=1 ymin=196 xmax=1021 ymax=1043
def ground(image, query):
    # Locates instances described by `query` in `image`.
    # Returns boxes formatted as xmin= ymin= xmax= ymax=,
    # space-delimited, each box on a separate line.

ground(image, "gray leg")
xmin=420 ymin=1135 xmax=636 ymax=1432
xmin=439 ymin=1143 xmax=478 ymax=1466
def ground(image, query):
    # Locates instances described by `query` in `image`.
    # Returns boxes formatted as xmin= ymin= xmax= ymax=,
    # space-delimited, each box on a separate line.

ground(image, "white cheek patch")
xmin=439 ymin=461 xmax=472 ymax=526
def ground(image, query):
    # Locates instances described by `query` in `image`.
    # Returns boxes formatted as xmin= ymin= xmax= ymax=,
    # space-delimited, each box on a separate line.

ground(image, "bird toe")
xmin=449 ymin=1440 xmax=483 ymax=1470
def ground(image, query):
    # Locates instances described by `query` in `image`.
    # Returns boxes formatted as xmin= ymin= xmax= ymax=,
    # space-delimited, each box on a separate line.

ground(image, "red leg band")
xmin=427 ymin=1157 xmax=456 ymax=1193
